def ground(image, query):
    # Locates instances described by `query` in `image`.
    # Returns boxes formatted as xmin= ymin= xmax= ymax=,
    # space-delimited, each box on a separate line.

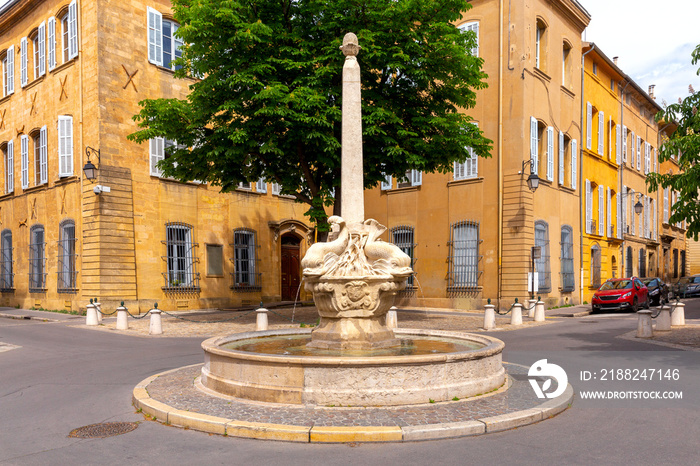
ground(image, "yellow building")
xmin=364 ymin=0 xmax=590 ymax=310
xmin=0 ymin=0 xmax=312 ymax=312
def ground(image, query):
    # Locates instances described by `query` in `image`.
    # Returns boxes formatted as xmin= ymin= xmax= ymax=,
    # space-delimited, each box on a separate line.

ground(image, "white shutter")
xmin=6 ymin=45 xmax=13 ymax=94
xmin=607 ymin=187 xmax=612 ymax=237
xmin=571 ymin=139 xmax=577 ymax=190
xmin=558 ymin=131 xmax=564 ymax=185
xmin=585 ymin=180 xmax=592 ymax=234
xmin=644 ymin=196 xmax=649 ymax=238
xmin=412 ymin=170 xmax=422 ymax=186
xmin=68 ymin=0 xmax=78 ymax=59
xmin=622 ymin=126 xmax=627 ymax=162
xmin=645 ymin=143 xmax=650 ymax=174
xmin=638 ymin=193 xmax=643 ymax=235
xmin=58 ymin=116 xmax=73 ymax=177
xmin=147 ymin=7 xmax=163 ymax=66
xmin=48 ymin=17 xmax=56 ymax=71
xmin=546 ymin=126 xmax=554 ymax=181
xmin=617 ymin=192 xmax=622 ymax=239
xmin=6 ymin=139 xmax=13 ymax=193
xmin=663 ymin=187 xmax=669 ymax=223
xmin=653 ymin=199 xmax=657 ymax=240
xmin=615 ymin=124 xmax=621 ymax=164
xmin=38 ymin=22 xmax=46 ymax=77
xmin=453 ymin=161 xmax=464 ymax=180
xmin=636 ymin=136 xmax=641 ymax=170
xmin=20 ymin=135 xmax=28 ymax=189
xmin=598 ymin=110 xmax=604 ymax=155
xmin=629 ymin=190 xmax=635 ymax=236
xmin=149 ymin=137 xmax=164 ymax=177
xmin=40 ymin=126 xmax=48 ymax=184
xmin=271 ymin=183 xmax=281 ymax=195
xmin=598 ymin=185 xmax=604 ymax=235
xmin=530 ymin=117 xmax=538 ymax=175
xmin=622 ymin=186 xmax=627 ymax=235
xmin=20 ymin=37 xmax=27 ymax=87
xmin=654 ymin=147 xmax=658 ymax=173
xmin=380 ymin=175 xmax=392 ymax=190
xmin=586 ymin=102 xmax=592 ymax=150
xmin=256 ymin=178 xmax=267 ymax=193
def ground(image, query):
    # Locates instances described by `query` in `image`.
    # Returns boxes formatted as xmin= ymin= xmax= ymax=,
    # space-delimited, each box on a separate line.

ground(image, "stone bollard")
xmin=116 ymin=302 xmax=129 ymax=330
xmin=511 ymin=302 xmax=523 ymax=326
xmin=85 ymin=301 xmax=98 ymax=326
xmin=528 ymin=299 xmax=537 ymax=319
xmin=93 ymin=299 xmax=103 ymax=324
xmin=670 ymin=302 xmax=686 ymax=327
xmin=483 ymin=303 xmax=496 ymax=330
xmin=534 ymin=300 xmax=546 ymax=322
xmin=636 ymin=310 xmax=653 ymax=338
xmin=149 ymin=305 xmax=163 ymax=335
xmin=256 ymin=306 xmax=269 ymax=331
xmin=655 ymin=306 xmax=671 ymax=332
xmin=386 ymin=306 xmax=398 ymax=330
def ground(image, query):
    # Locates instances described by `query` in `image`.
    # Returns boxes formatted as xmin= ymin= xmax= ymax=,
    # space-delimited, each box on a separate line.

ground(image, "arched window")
xmin=29 ymin=225 xmax=46 ymax=291
xmin=1 ymin=229 xmax=13 ymax=290
xmin=1 ymin=141 xmax=13 ymax=194
xmin=535 ymin=221 xmax=550 ymax=292
xmin=535 ymin=18 xmax=548 ymax=72
xmin=58 ymin=220 xmax=77 ymax=292
xmin=560 ymin=226 xmax=574 ymax=291
xmin=590 ymin=243 xmax=601 ymax=287
xmin=147 ymin=8 xmax=183 ymax=70
xmin=391 ymin=226 xmax=416 ymax=288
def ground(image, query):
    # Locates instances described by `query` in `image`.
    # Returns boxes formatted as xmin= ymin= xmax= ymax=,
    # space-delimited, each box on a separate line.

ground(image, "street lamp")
xmin=83 ymin=146 xmax=100 ymax=182
xmin=521 ymin=159 xmax=540 ymax=192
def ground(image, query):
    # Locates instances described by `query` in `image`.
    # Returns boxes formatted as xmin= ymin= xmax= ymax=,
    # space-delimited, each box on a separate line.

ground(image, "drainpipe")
xmin=580 ymin=44 xmax=595 ymax=305
xmin=497 ymin=0 xmax=504 ymax=308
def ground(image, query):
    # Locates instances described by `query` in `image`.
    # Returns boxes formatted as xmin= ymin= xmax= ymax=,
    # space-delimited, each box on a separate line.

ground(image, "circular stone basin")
xmin=201 ymin=328 xmax=505 ymax=406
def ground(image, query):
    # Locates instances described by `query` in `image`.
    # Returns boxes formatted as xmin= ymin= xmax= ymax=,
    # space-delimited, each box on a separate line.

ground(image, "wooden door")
xmin=281 ymin=241 xmax=301 ymax=301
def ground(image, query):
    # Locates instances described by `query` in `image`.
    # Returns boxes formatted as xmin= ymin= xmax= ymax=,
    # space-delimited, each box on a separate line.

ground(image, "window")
xmin=148 ymin=8 xmax=183 ymax=70
xmin=592 ymin=62 xmax=598 ymax=75
xmin=164 ymin=223 xmax=199 ymax=289
xmin=20 ymin=135 xmax=28 ymax=189
xmin=530 ymin=118 xmax=548 ymax=177
xmin=1 ymin=229 xmax=13 ymax=291
xmin=590 ymin=244 xmax=601 ymax=287
xmin=448 ymin=220 xmax=480 ymax=290
xmin=598 ymin=185 xmax=604 ymax=236
xmin=459 ymin=21 xmax=479 ymax=57
xmin=149 ymin=136 xmax=179 ymax=178
xmin=61 ymin=1 xmax=78 ymax=62
xmin=626 ymin=246 xmax=633 ymax=278
xmin=673 ymin=249 xmax=678 ymax=278
xmin=33 ymin=22 xmax=46 ymax=79
xmin=391 ymin=226 xmax=416 ymax=288
xmin=33 ymin=127 xmax=48 ymax=186
xmin=58 ymin=116 xmax=73 ymax=177
xmin=639 ymin=249 xmax=646 ymax=279
xmin=255 ymin=178 xmax=267 ymax=193
xmin=585 ymin=179 xmax=592 ymax=234
xmin=57 ymin=220 xmax=77 ymax=292
xmin=380 ymin=175 xmax=392 ymax=190
xmin=397 ymin=169 xmax=422 ymax=188
xmin=663 ymin=187 xmax=669 ymax=223
xmin=597 ymin=108 xmax=604 ymax=156
xmin=206 ymin=244 xmax=223 ymax=276
xmin=562 ymin=42 xmax=571 ymax=87
xmin=681 ymin=251 xmax=686 ymax=277
xmin=61 ymin=11 xmax=70 ymax=63
xmin=535 ymin=19 xmax=547 ymax=72
xmin=3 ymin=141 xmax=13 ymax=194
xmin=20 ymin=37 xmax=27 ymax=87
xmin=535 ymin=221 xmax=550 ymax=292
xmin=2 ymin=45 xmax=14 ymax=96
xmin=571 ymin=139 xmax=577 ymax=189
xmin=233 ymin=228 xmax=259 ymax=290
xmin=29 ymin=225 xmax=46 ymax=291
xmin=47 ymin=17 xmax=56 ymax=71
xmin=454 ymin=122 xmax=479 ymax=180
xmin=560 ymin=226 xmax=574 ymax=291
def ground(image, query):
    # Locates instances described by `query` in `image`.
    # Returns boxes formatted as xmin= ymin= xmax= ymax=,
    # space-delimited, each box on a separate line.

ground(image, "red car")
xmin=591 ymin=277 xmax=649 ymax=313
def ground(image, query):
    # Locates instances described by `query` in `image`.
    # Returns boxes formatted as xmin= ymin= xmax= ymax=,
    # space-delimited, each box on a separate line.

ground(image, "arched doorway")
xmin=281 ymin=234 xmax=301 ymax=301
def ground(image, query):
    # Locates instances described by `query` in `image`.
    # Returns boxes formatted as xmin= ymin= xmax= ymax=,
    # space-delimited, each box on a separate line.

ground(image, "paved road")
xmin=1 ymin=303 xmax=698 ymax=465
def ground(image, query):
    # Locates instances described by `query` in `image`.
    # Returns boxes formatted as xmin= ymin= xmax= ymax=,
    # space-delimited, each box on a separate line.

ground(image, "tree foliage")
xmin=129 ymin=0 xmax=492 ymax=229
xmin=647 ymin=44 xmax=700 ymax=239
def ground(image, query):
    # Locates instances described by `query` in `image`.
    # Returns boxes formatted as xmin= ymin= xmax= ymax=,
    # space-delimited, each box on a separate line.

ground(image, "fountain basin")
xmin=201 ymin=328 xmax=505 ymax=406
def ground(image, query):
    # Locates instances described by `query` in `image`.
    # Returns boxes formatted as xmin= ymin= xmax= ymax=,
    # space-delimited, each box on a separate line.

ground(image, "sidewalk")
xmin=0 ymin=307 xmax=83 ymax=322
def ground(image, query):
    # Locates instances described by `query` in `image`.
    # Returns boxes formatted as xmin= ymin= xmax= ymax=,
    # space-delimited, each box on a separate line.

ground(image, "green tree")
xmin=647 ymin=44 xmax=700 ymax=239
xmin=129 ymin=0 xmax=492 ymax=231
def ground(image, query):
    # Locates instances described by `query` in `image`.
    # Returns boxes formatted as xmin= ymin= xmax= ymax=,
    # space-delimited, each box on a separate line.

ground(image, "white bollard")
xmin=93 ymin=300 xmax=103 ymax=323
xmin=85 ymin=302 xmax=98 ymax=326
xmin=149 ymin=308 xmax=163 ymax=335
xmin=636 ymin=310 xmax=653 ymax=338
xmin=116 ymin=303 xmax=129 ymax=330
xmin=386 ymin=306 xmax=398 ymax=329
xmin=534 ymin=300 xmax=546 ymax=322
xmin=655 ymin=306 xmax=671 ymax=331
xmin=528 ymin=299 xmax=537 ymax=319
xmin=483 ymin=304 xmax=496 ymax=330
xmin=256 ymin=307 xmax=269 ymax=331
xmin=511 ymin=302 xmax=523 ymax=326
xmin=670 ymin=302 xmax=686 ymax=326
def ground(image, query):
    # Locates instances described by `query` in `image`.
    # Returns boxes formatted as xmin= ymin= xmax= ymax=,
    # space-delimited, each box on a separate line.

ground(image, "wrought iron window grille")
xmin=447 ymin=220 xmax=483 ymax=293
xmin=57 ymin=221 xmax=78 ymax=293
xmin=230 ymin=228 xmax=261 ymax=291
xmin=391 ymin=225 xmax=416 ymax=290
xmin=161 ymin=222 xmax=200 ymax=291
xmin=1 ymin=230 xmax=14 ymax=291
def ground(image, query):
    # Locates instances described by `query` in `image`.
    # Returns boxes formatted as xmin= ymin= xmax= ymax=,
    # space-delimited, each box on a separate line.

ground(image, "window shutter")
xmin=629 ymin=190 xmax=635 ymax=236
xmin=6 ymin=139 xmax=13 ymax=193
xmin=453 ymin=161 xmax=463 ymax=180
xmin=558 ymin=131 xmax=564 ymax=185
xmin=20 ymin=135 xmax=28 ymax=189
xmin=47 ymin=17 xmax=56 ymax=71
xmin=615 ymin=124 xmax=621 ymax=164
xmin=20 ymin=37 xmax=27 ymax=87
xmin=256 ymin=178 xmax=267 ymax=193
xmin=622 ymin=126 xmax=627 ymax=162
xmin=617 ymin=192 xmax=622 ymax=239
xmin=38 ymin=22 xmax=46 ymax=76
xmin=638 ymin=193 xmax=643 ymax=235
xmin=608 ymin=116 xmax=612 ymax=160
xmin=645 ymin=143 xmax=650 ymax=174
xmin=586 ymin=103 xmax=592 ymax=150
xmin=547 ymin=126 xmax=554 ymax=181
xmin=598 ymin=111 xmax=604 ymax=155
xmin=654 ymin=147 xmax=657 ymax=172
xmin=585 ymin=180 xmax=591 ymax=234
xmin=636 ymin=136 xmax=641 ymax=170
xmin=653 ymin=199 xmax=657 ymax=240
xmin=607 ymin=187 xmax=612 ymax=237
xmin=644 ymin=196 xmax=649 ymax=238
xmin=380 ymin=175 xmax=392 ymax=190
xmin=58 ymin=116 xmax=73 ymax=177
xmin=598 ymin=185 xmax=604 ymax=235
xmin=68 ymin=0 xmax=78 ymax=59
xmin=149 ymin=137 xmax=164 ymax=177
xmin=571 ymin=139 xmax=577 ymax=190
xmin=622 ymin=186 xmax=627 ymax=235
xmin=6 ymin=45 xmax=13 ymax=94
xmin=412 ymin=170 xmax=422 ymax=186
xmin=147 ymin=7 xmax=163 ymax=66
xmin=271 ymin=182 xmax=280 ymax=195
xmin=40 ymin=126 xmax=48 ymax=184
xmin=663 ymin=188 xmax=669 ymax=223
xmin=530 ymin=117 xmax=538 ymax=175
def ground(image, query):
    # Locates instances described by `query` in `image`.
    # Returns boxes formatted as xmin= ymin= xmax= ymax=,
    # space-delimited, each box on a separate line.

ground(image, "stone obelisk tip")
xmin=340 ymin=32 xmax=361 ymax=57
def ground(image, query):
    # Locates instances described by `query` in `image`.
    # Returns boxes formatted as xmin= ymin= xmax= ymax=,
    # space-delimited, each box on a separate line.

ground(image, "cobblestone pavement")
xmin=649 ymin=324 xmax=700 ymax=349
xmin=146 ymin=364 xmax=540 ymax=427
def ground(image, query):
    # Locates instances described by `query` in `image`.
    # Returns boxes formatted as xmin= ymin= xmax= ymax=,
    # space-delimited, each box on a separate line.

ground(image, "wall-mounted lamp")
xmin=83 ymin=146 xmax=100 ymax=182
xmin=621 ymin=191 xmax=645 ymax=215
xmin=521 ymin=159 xmax=540 ymax=192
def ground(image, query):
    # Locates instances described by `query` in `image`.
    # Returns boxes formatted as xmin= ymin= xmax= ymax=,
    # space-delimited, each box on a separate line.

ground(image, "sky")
xmin=580 ymin=0 xmax=700 ymax=107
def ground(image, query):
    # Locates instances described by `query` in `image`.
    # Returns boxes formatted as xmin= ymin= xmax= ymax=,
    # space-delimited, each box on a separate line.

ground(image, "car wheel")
xmin=591 ymin=306 xmax=599 ymax=314
xmin=631 ymin=297 xmax=638 ymax=313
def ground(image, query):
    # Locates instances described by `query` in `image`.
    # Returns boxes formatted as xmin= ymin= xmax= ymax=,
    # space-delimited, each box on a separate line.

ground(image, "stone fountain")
xmin=200 ymin=33 xmax=505 ymax=406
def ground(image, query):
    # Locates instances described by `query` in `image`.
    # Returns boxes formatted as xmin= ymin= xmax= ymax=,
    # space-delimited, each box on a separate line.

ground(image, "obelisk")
xmin=339 ymin=33 xmax=364 ymax=225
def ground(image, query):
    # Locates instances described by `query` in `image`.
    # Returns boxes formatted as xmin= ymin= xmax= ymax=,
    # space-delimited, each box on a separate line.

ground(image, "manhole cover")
xmin=69 ymin=422 xmax=138 ymax=439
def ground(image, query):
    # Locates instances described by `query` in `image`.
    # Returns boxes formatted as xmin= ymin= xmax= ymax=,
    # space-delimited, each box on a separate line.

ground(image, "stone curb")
xmin=132 ymin=369 xmax=574 ymax=443
xmin=0 ymin=312 xmax=62 ymax=322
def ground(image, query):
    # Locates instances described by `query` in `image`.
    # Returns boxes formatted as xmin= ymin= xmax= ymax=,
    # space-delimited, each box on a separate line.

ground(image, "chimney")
xmin=648 ymin=84 xmax=656 ymax=100
xmin=613 ymin=56 xmax=619 ymax=66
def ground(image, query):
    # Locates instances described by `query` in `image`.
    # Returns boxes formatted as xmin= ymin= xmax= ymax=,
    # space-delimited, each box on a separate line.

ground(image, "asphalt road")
xmin=1 ymin=302 xmax=698 ymax=466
